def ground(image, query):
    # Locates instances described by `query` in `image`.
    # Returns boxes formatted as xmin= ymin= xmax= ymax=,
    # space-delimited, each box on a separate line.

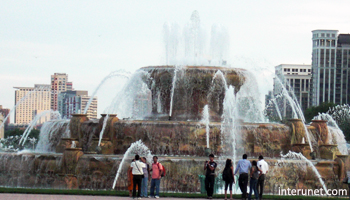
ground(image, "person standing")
xmin=140 ymin=157 xmax=150 ymax=198
xmin=222 ymin=159 xmax=235 ymax=200
xmin=248 ymin=161 xmax=259 ymax=200
xmin=204 ymin=154 xmax=217 ymax=199
xmin=149 ymin=156 xmax=163 ymax=199
xmin=257 ymin=155 xmax=268 ymax=200
xmin=234 ymin=154 xmax=251 ymax=200
xmin=130 ymin=155 xmax=145 ymax=199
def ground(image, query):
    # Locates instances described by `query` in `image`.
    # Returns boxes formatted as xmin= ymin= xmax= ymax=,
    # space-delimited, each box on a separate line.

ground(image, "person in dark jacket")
xmin=248 ymin=160 xmax=259 ymax=200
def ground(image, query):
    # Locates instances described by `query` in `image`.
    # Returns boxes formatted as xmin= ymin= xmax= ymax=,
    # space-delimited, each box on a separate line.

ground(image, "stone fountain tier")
xmin=140 ymin=66 xmax=246 ymax=122
xmin=0 ymin=152 xmax=347 ymax=192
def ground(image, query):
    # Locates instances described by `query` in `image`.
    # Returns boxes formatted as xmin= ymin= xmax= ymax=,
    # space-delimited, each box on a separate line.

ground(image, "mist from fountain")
xmin=112 ymin=140 xmax=152 ymax=189
xmin=163 ymin=10 xmax=229 ymax=66
xmin=201 ymin=105 xmax=210 ymax=148
xmin=83 ymin=70 xmax=132 ymax=114
xmin=271 ymin=98 xmax=283 ymax=121
xmin=19 ymin=110 xmax=60 ymax=147
xmin=0 ymin=86 xmax=46 ymax=130
xmin=106 ymin=70 xmax=150 ymax=119
xmin=236 ymin=70 xmax=265 ymax=123
xmin=280 ymin=151 xmax=328 ymax=193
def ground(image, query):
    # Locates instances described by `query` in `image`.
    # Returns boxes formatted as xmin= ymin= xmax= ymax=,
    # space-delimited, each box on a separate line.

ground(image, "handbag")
xmin=135 ymin=161 xmax=145 ymax=178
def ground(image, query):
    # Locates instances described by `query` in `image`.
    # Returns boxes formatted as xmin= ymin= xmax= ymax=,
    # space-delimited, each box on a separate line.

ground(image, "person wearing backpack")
xmin=130 ymin=155 xmax=146 ymax=199
xmin=248 ymin=160 xmax=259 ymax=200
xmin=149 ymin=156 xmax=164 ymax=199
xmin=222 ymin=159 xmax=235 ymax=200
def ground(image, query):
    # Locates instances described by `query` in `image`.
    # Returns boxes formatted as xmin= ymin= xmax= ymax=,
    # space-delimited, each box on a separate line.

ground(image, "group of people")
xmin=128 ymin=155 xmax=164 ymax=199
xmin=205 ymin=154 xmax=269 ymax=200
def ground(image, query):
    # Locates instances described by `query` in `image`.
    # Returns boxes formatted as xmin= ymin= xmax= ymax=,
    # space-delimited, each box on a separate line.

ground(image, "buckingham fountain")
xmin=0 ymin=11 xmax=349 ymax=195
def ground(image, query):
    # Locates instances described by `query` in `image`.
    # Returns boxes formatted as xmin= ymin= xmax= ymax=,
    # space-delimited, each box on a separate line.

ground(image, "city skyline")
xmin=1 ymin=1 xmax=350 ymax=123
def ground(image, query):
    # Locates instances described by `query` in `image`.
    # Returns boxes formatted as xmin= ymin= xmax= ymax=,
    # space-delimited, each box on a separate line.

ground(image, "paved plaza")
xmin=0 ymin=194 xmax=216 ymax=200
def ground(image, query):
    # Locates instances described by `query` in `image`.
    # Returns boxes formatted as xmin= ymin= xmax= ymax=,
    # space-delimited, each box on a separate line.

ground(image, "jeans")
xmin=132 ymin=175 xmax=143 ymax=198
xmin=257 ymin=174 xmax=265 ymax=199
xmin=205 ymin=175 xmax=215 ymax=197
xmin=141 ymin=177 xmax=148 ymax=197
xmin=238 ymin=173 xmax=249 ymax=199
xmin=150 ymin=178 xmax=161 ymax=197
xmin=248 ymin=178 xmax=258 ymax=200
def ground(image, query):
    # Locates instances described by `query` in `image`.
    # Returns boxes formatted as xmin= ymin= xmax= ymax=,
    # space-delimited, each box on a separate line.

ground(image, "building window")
xmin=326 ymin=33 xmax=330 ymax=37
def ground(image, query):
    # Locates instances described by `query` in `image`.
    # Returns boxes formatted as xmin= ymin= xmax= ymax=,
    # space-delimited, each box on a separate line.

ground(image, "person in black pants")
xmin=204 ymin=154 xmax=217 ymax=199
xmin=235 ymin=154 xmax=251 ymax=200
xmin=130 ymin=154 xmax=146 ymax=199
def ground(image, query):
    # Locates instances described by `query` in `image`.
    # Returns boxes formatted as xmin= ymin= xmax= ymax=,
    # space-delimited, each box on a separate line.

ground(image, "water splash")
xmin=221 ymin=85 xmax=238 ymax=171
xmin=169 ymin=66 xmax=182 ymax=118
xmin=112 ymin=140 xmax=152 ymax=189
xmin=201 ymin=105 xmax=210 ymax=148
xmin=71 ymin=141 xmax=76 ymax=148
xmin=84 ymin=70 xmax=131 ymax=114
xmin=313 ymin=113 xmax=348 ymax=155
xmin=35 ymin=119 xmax=70 ymax=152
xmin=19 ymin=110 xmax=60 ymax=146
xmin=98 ymin=114 xmax=109 ymax=147
xmin=280 ymin=151 xmax=328 ymax=193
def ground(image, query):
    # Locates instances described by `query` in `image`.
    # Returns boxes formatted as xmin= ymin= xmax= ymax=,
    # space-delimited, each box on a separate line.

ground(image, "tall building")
xmin=58 ymin=90 xmax=98 ymax=119
xmin=273 ymin=64 xmax=311 ymax=118
xmin=51 ymin=73 xmax=72 ymax=111
xmin=311 ymin=30 xmax=350 ymax=106
xmin=0 ymin=113 xmax=4 ymax=138
xmin=14 ymin=84 xmax=51 ymax=124
xmin=0 ymin=105 xmax=10 ymax=127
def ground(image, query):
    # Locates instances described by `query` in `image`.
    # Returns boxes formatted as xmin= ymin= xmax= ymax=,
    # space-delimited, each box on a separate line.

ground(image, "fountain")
xmin=0 ymin=10 xmax=348 ymax=196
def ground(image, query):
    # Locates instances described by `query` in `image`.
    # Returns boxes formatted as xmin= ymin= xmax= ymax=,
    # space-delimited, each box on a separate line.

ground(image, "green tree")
xmin=304 ymin=102 xmax=337 ymax=123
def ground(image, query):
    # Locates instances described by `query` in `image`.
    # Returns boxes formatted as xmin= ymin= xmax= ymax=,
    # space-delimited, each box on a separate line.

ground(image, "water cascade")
xmin=98 ymin=114 xmax=109 ymax=147
xmin=201 ymin=105 xmax=210 ymax=148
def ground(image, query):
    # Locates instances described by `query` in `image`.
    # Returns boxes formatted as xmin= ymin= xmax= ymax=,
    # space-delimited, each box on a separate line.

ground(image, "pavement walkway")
xmin=0 ymin=194 xmax=220 ymax=200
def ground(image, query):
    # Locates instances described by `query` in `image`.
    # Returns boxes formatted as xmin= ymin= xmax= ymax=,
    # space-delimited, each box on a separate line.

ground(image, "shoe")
xmin=155 ymin=196 xmax=159 ymax=199
xmin=138 ymin=198 xmax=142 ymax=200
xmin=148 ymin=196 xmax=153 ymax=198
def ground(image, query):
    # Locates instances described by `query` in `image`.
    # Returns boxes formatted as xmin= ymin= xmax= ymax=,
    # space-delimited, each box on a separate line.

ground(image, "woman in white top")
xmin=130 ymin=155 xmax=146 ymax=199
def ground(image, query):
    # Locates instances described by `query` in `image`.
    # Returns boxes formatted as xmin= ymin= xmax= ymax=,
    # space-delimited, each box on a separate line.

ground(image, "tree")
xmin=304 ymin=102 xmax=337 ymax=123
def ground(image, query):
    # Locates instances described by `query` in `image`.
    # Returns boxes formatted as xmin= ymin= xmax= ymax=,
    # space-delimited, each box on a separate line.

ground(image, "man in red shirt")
xmin=149 ymin=156 xmax=163 ymax=198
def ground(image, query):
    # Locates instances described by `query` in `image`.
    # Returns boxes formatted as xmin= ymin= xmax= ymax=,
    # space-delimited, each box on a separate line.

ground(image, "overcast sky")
xmin=1 ymin=0 xmax=350 ymax=122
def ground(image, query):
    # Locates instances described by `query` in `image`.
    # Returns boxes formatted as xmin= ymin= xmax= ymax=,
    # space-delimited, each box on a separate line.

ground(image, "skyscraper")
xmin=14 ymin=84 xmax=51 ymax=124
xmin=0 ymin=105 xmax=10 ymax=127
xmin=51 ymin=73 xmax=71 ymax=111
xmin=311 ymin=30 xmax=350 ymax=106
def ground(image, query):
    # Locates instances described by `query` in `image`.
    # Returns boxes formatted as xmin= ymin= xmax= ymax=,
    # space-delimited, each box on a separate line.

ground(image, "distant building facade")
xmin=273 ymin=64 xmax=311 ymax=118
xmin=311 ymin=30 xmax=350 ymax=106
xmin=58 ymin=90 xmax=98 ymax=119
xmin=0 ymin=105 xmax=10 ymax=127
xmin=14 ymin=84 xmax=51 ymax=124
xmin=51 ymin=73 xmax=72 ymax=111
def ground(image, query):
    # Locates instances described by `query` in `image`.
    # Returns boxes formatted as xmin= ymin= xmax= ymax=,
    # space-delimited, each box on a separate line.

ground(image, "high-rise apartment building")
xmin=58 ymin=90 xmax=98 ymax=119
xmin=273 ymin=64 xmax=311 ymax=118
xmin=311 ymin=30 xmax=350 ymax=106
xmin=0 ymin=113 xmax=4 ymax=138
xmin=14 ymin=84 xmax=51 ymax=124
xmin=51 ymin=73 xmax=72 ymax=111
xmin=0 ymin=105 xmax=10 ymax=127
